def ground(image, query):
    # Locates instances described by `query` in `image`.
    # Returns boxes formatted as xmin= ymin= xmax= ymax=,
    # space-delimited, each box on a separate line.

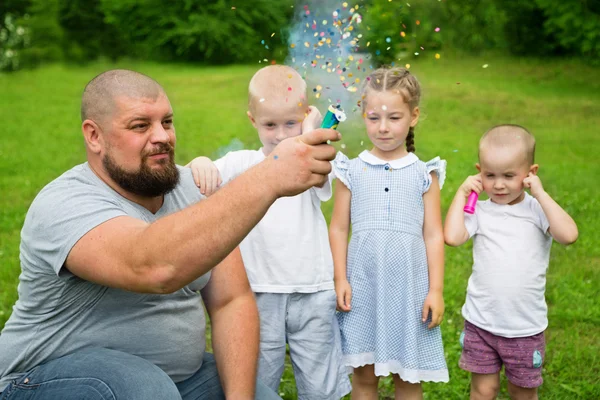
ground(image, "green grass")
xmin=1 ymin=55 xmax=598 ymax=399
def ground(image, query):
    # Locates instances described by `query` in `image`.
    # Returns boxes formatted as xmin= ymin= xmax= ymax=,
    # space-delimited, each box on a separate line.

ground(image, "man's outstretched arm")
xmin=66 ymin=129 xmax=341 ymax=293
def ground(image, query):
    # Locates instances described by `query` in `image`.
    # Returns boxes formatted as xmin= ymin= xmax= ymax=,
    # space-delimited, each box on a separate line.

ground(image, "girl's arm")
xmin=444 ymin=174 xmax=482 ymax=246
xmin=524 ymin=172 xmax=578 ymax=245
xmin=329 ymin=181 xmax=352 ymax=312
xmin=422 ymin=173 xmax=445 ymax=329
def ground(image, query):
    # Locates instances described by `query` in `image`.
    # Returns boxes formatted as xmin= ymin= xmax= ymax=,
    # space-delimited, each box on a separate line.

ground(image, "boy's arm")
xmin=329 ymin=181 xmax=352 ymax=312
xmin=422 ymin=174 xmax=445 ymax=328
xmin=524 ymin=172 xmax=578 ymax=245
xmin=444 ymin=174 xmax=482 ymax=247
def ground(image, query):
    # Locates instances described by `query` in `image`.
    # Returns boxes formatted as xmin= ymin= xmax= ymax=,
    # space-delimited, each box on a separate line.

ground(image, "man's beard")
xmin=102 ymin=143 xmax=180 ymax=197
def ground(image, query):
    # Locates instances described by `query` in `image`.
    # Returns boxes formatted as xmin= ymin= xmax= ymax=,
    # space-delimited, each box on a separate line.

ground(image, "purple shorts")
xmin=459 ymin=320 xmax=545 ymax=388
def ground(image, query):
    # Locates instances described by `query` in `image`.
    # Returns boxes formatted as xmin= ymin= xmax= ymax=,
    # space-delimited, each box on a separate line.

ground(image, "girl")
xmin=329 ymin=66 xmax=449 ymax=399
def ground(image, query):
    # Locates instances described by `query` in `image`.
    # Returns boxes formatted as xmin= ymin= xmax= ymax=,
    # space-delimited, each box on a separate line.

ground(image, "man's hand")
xmin=186 ymin=156 xmax=222 ymax=196
xmin=257 ymin=128 xmax=340 ymax=198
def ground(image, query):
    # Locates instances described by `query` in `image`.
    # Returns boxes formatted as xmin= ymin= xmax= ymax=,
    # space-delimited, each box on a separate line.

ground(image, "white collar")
xmin=358 ymin=150 xmax=419 ymax=169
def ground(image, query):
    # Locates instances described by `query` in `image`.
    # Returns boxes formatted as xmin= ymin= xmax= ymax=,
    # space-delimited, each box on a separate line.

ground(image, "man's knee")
xmin=25 ymin=348 xmax=181 ymax=400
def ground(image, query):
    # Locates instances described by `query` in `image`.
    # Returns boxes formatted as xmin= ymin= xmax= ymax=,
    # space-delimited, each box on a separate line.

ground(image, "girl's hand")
xmin=422 ymin=290 xmax=444 ymax=329
xmin=335 ymin=278 xmax=352 ymax=312
xmin=186 ymin=156 xmax=222 ymax=196
xmin=523 ymin=172 xmax=545 ymax=199
xmin=301 ymin=106 xmax=323 ymax=135
xmin=459 ymin=174 xmax=483 ymax=198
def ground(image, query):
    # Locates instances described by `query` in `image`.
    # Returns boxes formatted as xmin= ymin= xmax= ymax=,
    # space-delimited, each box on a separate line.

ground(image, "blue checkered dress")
xmin=334 ymin=151 xmax=449 ymax=383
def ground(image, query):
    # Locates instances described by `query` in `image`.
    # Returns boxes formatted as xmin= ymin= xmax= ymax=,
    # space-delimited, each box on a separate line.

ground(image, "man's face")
xmin=249 ymin=98 xmax=306 ymax=155
xmin=477 ymin=146 xmax=532 ymax=205
xmin=100 ymin=94 xmax=179 ymax=197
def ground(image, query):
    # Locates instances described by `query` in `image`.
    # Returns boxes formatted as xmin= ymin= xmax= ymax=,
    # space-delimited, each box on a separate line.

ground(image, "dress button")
xmin=385 ymin=165 xmax=390 ymax=170
xmin=385 ymin=188 xmax=389 ymax=192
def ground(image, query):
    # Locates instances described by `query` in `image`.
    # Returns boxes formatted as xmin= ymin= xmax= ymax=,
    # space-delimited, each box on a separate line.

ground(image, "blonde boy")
xmin=188 ymin=65 xmax=351 ymax=399
xmin=444 ymin=124 xmax=578 ymax=400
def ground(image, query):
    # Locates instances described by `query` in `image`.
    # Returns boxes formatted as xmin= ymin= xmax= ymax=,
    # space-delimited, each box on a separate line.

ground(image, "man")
xmin=0 ymin=69 xmax=339 ymax=399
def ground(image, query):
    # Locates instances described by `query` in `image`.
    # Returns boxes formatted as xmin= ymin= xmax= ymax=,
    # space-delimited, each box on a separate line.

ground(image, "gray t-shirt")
xmin=0 ymin=163 xmax=210 ymax=391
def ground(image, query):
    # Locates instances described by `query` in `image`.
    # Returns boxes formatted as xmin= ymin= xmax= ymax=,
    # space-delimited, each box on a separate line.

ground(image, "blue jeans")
xmin=0 ymin=347 xmax=281 ymax=399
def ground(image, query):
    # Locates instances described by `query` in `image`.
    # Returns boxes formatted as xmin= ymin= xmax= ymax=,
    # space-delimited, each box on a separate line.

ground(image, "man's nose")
xmin=150 ymin=123 xmax=170 ymax=143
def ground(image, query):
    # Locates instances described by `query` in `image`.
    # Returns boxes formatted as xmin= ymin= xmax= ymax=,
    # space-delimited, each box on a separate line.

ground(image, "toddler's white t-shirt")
xmin=462 ymin=192 xmax=552 ymax=338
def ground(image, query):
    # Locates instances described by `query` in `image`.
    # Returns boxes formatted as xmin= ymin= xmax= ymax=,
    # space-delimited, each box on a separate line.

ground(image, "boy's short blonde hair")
xmin=479 ymin=124 xmax=536 ymax=165
xmin=248 ymin=65 xmax=307 ymax=114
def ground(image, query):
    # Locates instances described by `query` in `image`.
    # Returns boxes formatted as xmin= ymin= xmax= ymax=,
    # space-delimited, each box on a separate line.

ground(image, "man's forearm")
xmin=136 ymin=163 xmax=277 ymax=292
xmin=210 ymin=292 xmax=260 ymax=398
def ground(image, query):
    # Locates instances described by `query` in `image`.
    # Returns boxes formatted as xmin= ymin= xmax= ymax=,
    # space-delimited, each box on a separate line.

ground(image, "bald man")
xmin=0 ymin=70 xmax=340 ymax=400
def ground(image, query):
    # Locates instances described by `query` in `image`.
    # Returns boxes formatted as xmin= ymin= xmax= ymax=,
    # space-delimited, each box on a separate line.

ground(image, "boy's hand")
xmin=422 ymin=290 xmax=444 ymax=329
xmin=335 ymin=278 xmax=352 ymax=312
xmin=187 ymin=156 xmax=222 ymax=196
xmin=301 ymin=106 xmax=323 ymax=134
xmin=523 ymin=172 xmax=545 ymax=199
xmin=459 ymin=174 xmax=483 ymax=198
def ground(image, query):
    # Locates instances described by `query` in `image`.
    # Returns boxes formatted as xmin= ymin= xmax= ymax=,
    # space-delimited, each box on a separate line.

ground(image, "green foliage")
xmin=0 ymin=13 xmax=30 ymax=71
xmin=359 ymin=0 xmax=506 ymax=66
xmin=498 ymin=0 xmax=559 ymax=56
xmin=58 ymin=0 xmax=128 ymax=63
xmin=99 ymin=0 xmax=294 ymax=64
xmin=536 ymin=0 xmax=600 ymax=61
xmin=17 ymin=0 xmax=64 ymax=68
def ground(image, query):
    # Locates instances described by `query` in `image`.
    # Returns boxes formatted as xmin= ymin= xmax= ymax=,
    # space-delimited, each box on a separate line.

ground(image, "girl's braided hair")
xmin=361 ymin=66 xmax=421 ymax=153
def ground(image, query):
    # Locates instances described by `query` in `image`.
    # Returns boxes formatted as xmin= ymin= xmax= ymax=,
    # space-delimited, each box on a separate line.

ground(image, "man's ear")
xmin=530 ymin=164 xmax=539 ymax=175
xmin=476 ymin=163 xmax=481 ymax=172
xmin=410 ymin=106 xmax=420 ymax=127
xmin=82 ymin=119 xmax=102 ymax=155
xmin=247 ymin=111 xmax=257 ymax=129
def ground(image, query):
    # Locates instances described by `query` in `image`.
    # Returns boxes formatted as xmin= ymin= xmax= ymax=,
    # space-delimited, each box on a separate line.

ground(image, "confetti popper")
xmin=464 ymin=191 xmax=479 ymax=214
xmin=320 ymin=105 xmax=347 ymax=130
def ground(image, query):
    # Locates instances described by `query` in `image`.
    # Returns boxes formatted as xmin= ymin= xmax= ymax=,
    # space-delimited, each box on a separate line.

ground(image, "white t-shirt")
xmin=215 ymin=149 xmax=335 ymax=293
xmin=462 ymin=193 xmax=552 ymax=338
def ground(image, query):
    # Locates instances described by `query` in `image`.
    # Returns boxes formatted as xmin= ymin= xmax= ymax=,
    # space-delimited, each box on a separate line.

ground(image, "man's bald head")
xmin=248 ymin=65 xmax=306 ymax=115
xmin=81 ymin=69 xmax=165 ymax=124
xmin=479 ymin=124 xmax=536 ymax=165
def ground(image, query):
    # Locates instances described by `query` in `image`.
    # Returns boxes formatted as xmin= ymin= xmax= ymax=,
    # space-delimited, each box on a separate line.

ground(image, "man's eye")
xmin=133 ymin=124 xmax=147 ymax=130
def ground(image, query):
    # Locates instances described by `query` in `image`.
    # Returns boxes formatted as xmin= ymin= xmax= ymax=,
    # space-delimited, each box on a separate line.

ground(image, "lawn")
xmin=0 ymin=55 xmax=598 ymax=399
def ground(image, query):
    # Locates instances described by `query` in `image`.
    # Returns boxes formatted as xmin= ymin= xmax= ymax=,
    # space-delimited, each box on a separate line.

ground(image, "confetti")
xmin=405 ymin=64 xmax=411 ymax=69
xmin=435 ymin=53 xmax=441 ymax=59
xmin=435 ymin=27 xmax=440 ymax=32
xmin=271 ymin=32 xmax=275 ymax=37
xmin=382 ymin=105 xmax=387 ymax=111
xmin=400 ymin=31 xmax=406 ymax=38
xmin=259 ymin=98 xmax=265 ymax=102
xmin=482 ymin=64 xmax=489 ymax=68
xmin=386 ymin=37 xmax=391 ymax=43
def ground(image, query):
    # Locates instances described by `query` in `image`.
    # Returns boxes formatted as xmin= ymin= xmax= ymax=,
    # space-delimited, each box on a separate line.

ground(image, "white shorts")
xmin=255 ymin=290 xmax=351 ymax=400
